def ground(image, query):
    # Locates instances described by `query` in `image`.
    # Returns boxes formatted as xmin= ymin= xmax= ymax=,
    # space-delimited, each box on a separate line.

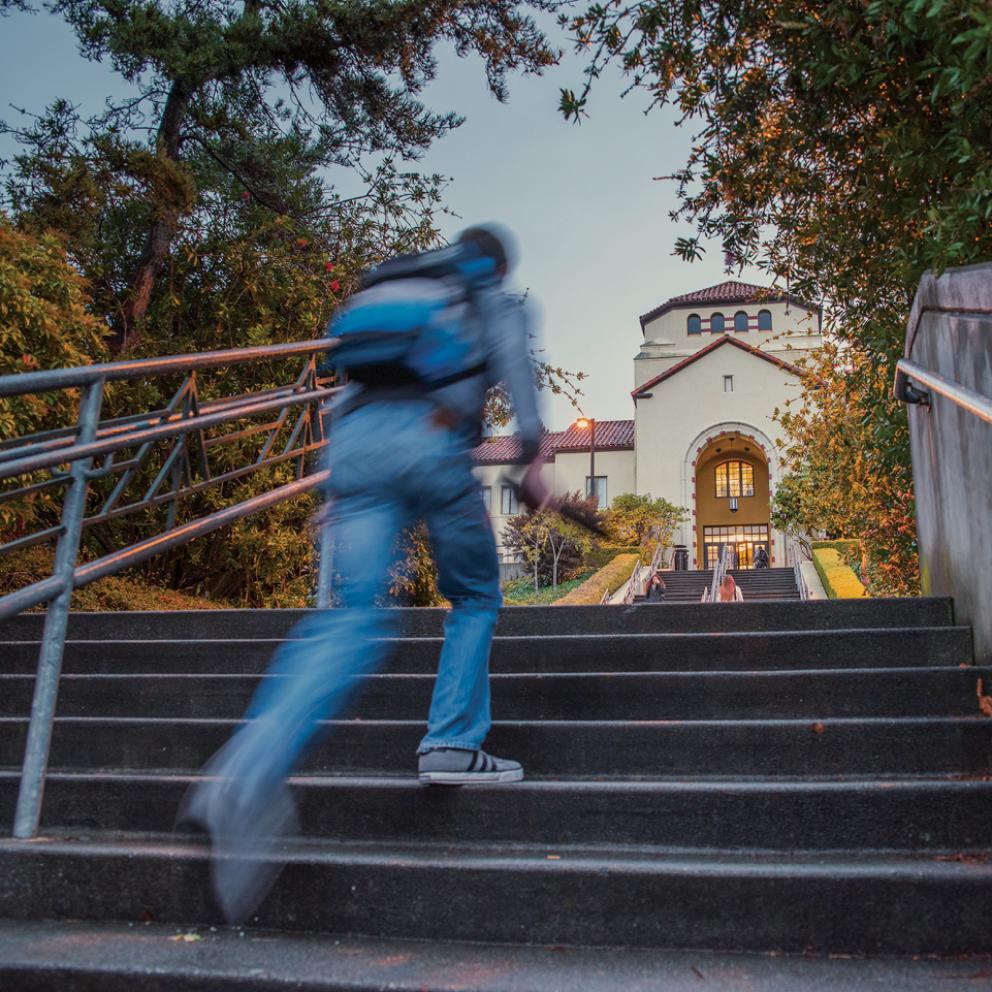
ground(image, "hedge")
xmin=811 ymin=539 xmax=859 ymax=563
xmin=812 ymin=547 xmax=867 ymax=599
xmin=553 ymin=553 xmax=640 ymax=606
xmin=583 ymin=545 xmax=641 ymax=569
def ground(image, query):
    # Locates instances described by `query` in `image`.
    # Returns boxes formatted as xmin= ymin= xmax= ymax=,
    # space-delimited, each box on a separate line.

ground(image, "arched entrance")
xmin=693 ymin=432 xmax=772 ymax=569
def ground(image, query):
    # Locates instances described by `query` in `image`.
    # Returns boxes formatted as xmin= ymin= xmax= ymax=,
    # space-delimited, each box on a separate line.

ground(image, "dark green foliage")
xmin=0 ymin=0 xmax=568 ymax=606
xmin=3 ymin=0 xmax=559 ymax=350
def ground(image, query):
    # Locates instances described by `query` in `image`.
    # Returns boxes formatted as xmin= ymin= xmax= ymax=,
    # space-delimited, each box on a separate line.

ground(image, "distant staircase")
xmin=637 ymin=566 xmax=800 ymax=603
xmin=2 ymin=598 xmax=992 ymax=987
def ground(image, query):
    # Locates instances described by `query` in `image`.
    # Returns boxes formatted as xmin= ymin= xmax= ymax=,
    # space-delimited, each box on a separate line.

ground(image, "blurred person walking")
xmin=181 ymin=225 xmax=546 ymax=923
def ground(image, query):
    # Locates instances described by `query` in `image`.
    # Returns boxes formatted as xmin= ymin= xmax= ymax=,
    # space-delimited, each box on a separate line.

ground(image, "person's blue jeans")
xmin=210 ymin=399 xmax=503 ymax=801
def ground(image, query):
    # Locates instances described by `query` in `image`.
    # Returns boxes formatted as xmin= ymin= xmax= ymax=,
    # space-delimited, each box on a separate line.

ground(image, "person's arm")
xmin=480 ymin=289 xmax=542 ymax=463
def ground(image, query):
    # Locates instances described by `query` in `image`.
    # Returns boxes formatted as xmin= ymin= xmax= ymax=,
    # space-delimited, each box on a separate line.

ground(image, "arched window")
xmin=687 ymin=313 xmax=702 ymax=334
xmin=715 ymin=460 xmax=755 ymax=498
xmin=710 ymin=312 xmax=726 ymax=333
xmin=758 ymin=309 xmax=773 ymax=331
xmin=734 ymin=311 xmax=749 ymax=333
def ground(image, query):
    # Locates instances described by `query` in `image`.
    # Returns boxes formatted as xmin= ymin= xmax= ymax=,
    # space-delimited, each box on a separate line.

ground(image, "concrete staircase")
xmin=641 ymin=566 xmax=800 ymax=602
xmin=2 ymin=599 xmax=992 ymax=988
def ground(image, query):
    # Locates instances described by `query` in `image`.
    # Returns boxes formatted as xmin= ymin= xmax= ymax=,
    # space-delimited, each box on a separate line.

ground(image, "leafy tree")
xmin=560 ymin=0 xmax=992 ymax=589
xmin=389 ymin=523 xmax=446 ymax=608
xmin=504 ymin=491 xmax=597 ymax=589
xmin=504 ymin=507 xmax=550 ymax=592
xmin=772 ymin=339 xmax=917 ymax=596
xmin=0 ymin=214 xmax=109 ymax=538
xmin=604 ymin=492 xmax=685 ymax=550
xmin=3 ymin=0 xmax=558 ymax=351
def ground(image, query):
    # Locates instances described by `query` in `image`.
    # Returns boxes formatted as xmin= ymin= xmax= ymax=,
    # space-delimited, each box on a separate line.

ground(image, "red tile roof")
xmin=631 ymin=334 xmax=803 ymax=398
xmin=472 ymin=420 xmax=634 ymax=465
xmin=551 ymin=419 xmax=635 ymax=451
xmin=639 ymin=280 xmax=815 ymax=328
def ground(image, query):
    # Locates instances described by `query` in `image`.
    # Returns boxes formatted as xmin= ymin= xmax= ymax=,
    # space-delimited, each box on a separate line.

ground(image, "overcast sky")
xmin=0 ymin=8 xmax=765 ymax=429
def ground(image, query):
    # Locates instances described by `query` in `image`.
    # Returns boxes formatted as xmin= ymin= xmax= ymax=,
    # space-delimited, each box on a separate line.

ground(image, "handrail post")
xmin=13 ymin=379 xmax=104 ymax=839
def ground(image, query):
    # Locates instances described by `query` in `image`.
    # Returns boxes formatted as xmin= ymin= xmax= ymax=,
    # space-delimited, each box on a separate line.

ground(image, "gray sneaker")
xmin=418 ymin=747 xmax=524 ymax=785
xmin=178 ymin=767 xmax=298 ymax=925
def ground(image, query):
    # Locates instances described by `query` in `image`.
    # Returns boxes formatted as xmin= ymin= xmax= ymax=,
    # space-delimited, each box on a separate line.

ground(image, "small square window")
xmin=723 ymin=375 xmax=734 ymax=392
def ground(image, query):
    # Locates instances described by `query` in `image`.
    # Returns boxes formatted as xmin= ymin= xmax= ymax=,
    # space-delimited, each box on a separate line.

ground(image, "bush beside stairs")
xmin=1 ymin=598 xmax=992 ymax=988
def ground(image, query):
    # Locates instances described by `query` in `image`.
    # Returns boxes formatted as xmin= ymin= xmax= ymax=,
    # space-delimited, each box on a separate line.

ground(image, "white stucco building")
xmin=473 ymin=280 xmax=822 ymax=569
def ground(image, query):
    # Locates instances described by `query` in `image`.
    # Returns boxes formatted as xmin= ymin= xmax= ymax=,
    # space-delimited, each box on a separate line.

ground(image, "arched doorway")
xmin=694 ymin=433 xmax=771 ymax=569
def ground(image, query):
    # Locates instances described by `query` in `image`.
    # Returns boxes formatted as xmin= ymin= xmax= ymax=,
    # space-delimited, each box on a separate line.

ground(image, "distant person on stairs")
xmin=719 ymin=574 xmax=744 ymax=602
xmin=180 ymin=224 xmax=547 ymax=924
xmin=702 ymin=574 xmax=744 ymax=603
xmin=646 ymin=573 xmax=667 ymax=602
xmin=753 ymin=546 xmax=769 ymax=569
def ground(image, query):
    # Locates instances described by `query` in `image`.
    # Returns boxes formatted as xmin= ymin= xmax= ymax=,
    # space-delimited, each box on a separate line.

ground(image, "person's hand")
xmin=518 ymin=457 xmax=551 ymax=511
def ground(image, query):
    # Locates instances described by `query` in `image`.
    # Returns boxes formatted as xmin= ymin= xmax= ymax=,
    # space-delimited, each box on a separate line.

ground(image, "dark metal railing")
xmin=0 ymin=339 xmax=339 ymax=839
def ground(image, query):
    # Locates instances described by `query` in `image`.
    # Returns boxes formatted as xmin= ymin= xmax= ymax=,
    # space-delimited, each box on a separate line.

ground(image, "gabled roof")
xmin=639 ymin=280 xmax=816 ymax=329
xmin=631 ymin=334 xmax=803 ymax=398
xmin=472 ymin=420 xmax=634 ymax=466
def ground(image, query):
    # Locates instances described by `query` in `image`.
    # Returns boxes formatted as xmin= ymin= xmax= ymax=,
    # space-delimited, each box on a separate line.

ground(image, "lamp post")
xmin=576 ymin=416 xmax=596 ymax=506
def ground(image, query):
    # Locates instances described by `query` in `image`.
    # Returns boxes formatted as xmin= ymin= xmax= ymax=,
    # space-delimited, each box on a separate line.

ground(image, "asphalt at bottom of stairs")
xmin=1 ymin=919 xmax=990 ymax=992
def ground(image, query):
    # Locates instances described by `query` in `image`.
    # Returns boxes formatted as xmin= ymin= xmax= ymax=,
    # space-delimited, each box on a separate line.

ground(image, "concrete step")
xmin=1 ymin=667 xmax=987 ymax=720
xmin=1 ymin=834 xmax=991 ymax=953
xmin=2 ymin=918 xmax=984 ymax=992
xmin=5 ymin=771 xmax=992 ymax=852
xmin=0 ymin=599 xmax=956 ymax=641
xmin=4 ymin=626 xmax=973 ymax=675
xmin=3 ymin=716 xmax=991 ymax=777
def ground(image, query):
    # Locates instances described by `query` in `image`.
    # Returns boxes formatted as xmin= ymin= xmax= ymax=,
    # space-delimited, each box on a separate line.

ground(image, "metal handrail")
xmin=621 ymin=559 xmax=644 ymax=606
xmin=0 ymin=339 xmax=335 ymax=397
xmin=707 ymin=543 xmax=730 ymax=603
xmin=895 ymin=358 xmax=992 ymax=426
xmin=786 ymin=535 xmax=810 ymax=601
xmin=0 ymin=339 xmax=338 ymax=840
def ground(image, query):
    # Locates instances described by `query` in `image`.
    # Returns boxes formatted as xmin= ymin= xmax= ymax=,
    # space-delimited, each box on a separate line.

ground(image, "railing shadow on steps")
xmin=0 ymin=339 xmax=339 ymax=839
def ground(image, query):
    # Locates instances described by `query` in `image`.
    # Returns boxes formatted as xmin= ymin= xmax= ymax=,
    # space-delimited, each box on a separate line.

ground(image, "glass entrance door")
xmin=703 ymin=524 xmax=770 ymax=570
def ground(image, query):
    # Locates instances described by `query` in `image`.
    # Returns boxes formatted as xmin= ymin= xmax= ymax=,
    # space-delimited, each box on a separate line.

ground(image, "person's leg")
xmin=182 ymin=489 xmax=407 ymax=923
xmin=419 ymin=482 xmax=501 ymax=751
xmin=210 ymin=491 xmax=406 ymax=799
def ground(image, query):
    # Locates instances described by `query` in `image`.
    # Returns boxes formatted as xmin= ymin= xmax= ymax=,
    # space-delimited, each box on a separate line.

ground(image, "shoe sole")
xmin=418 ymin=768 xmax=524 ymax=785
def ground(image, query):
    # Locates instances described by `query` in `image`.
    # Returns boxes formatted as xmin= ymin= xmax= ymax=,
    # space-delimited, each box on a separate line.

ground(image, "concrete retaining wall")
xmin=904 ymin=262 xmax=992 ymax=662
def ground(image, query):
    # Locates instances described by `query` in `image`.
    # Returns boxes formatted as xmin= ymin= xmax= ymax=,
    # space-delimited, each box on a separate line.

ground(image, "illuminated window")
xmin=758 ymin=309 xmax=773 ymax=331
xmin=734 ymin=311 xmax=748 ymax=332
xmin=711 ymin=312 xmax=726 ymax=333
xmin=715 ymin=460 xmax=755 ymax=498
xmin=687 ymin=313 xmax=702 ymax=334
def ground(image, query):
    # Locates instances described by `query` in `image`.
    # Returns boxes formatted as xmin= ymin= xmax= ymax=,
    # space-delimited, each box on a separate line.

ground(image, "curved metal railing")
xmin=0 ymin=339 xmax=339 ymax=838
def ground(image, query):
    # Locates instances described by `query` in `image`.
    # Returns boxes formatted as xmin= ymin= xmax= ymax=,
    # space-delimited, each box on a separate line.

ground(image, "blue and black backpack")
xmin=328 ymin=243 xmax=499 ymax=390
